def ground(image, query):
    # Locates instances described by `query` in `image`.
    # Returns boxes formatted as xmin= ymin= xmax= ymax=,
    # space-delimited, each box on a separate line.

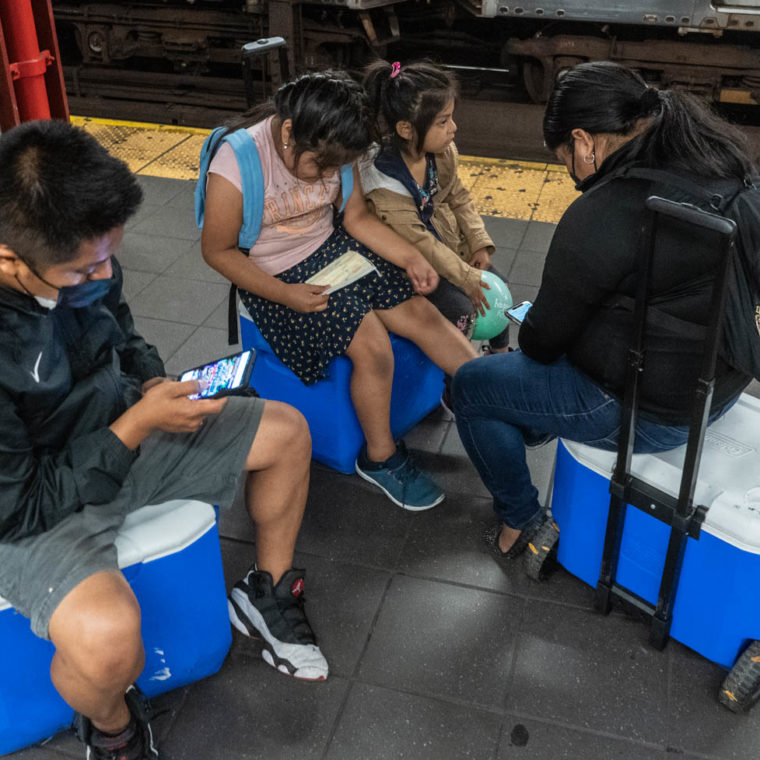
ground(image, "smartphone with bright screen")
xmin=506 ymin=300 xmax=533 ymax=325
xmin=180 ymin=350 xmax=255 ymax=399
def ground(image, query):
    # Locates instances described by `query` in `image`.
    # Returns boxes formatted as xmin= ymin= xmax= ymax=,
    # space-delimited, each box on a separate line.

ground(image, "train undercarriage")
xmin=51 ymin=1 xmax=760 ymax=126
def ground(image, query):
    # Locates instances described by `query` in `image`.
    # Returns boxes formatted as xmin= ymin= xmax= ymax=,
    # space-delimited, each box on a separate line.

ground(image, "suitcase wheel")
xmin=719 ymin=640 xmax=760 ymax=714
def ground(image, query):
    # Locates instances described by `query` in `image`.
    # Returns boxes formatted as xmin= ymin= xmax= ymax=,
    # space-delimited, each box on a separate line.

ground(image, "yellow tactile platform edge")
xmin=72 ymin=116 xmax=579 ymax=224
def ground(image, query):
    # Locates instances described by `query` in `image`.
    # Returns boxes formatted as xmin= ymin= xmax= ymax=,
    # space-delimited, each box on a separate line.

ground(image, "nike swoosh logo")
xmin=30 ymin=351 xmax=42 ymax=383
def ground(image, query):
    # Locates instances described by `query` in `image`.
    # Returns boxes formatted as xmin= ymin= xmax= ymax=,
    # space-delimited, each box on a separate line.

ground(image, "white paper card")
xmin=304 ymin=250 xmax=378 ymax=294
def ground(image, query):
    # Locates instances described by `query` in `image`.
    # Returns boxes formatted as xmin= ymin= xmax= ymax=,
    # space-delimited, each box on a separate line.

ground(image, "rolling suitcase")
xmin=542 ymin=195 xmax=760 ymax=712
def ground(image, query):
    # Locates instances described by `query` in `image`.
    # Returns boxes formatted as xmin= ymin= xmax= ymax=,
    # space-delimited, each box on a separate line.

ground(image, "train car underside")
xmin=51 ymin=1 xmax=760 ymax=109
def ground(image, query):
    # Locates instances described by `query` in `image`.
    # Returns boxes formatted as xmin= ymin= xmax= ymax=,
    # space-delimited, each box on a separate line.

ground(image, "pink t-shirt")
xmin=208 ymin=116 xmax=340 ymax=275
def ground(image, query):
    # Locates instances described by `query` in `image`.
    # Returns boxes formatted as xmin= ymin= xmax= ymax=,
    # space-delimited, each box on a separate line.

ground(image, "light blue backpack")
xmin=194 ymin=125 xmax=354 ymax=341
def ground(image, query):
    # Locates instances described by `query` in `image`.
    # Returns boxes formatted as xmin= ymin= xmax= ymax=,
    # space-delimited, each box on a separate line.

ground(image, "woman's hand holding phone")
xmin=506 ymin=300 xmax=533 ymax=325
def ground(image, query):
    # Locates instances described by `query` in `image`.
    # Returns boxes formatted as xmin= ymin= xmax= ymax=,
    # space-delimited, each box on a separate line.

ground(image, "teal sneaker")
xmin=355 ymin=441 xmax=445 ymax=511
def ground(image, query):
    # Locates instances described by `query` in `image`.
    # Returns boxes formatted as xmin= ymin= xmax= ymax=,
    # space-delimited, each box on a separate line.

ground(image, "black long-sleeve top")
xmin=519 ymin=144 xmax=751 ymax=424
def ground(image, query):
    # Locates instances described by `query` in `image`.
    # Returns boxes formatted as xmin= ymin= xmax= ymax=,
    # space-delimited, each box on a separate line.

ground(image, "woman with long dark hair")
xmin=452 ymin=61 xmax=754 ymax=563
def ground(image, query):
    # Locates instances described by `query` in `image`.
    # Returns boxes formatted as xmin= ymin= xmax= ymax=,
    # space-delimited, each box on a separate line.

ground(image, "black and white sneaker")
xmin=228 ymin=567 xmax=328 ymax=681
xmin=75 ymin=684 xmax=159 ymax=759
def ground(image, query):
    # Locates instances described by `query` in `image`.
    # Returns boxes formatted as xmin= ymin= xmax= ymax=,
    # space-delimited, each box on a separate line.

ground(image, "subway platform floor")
xmin=10 ymin=119 xmax=760 ymax=760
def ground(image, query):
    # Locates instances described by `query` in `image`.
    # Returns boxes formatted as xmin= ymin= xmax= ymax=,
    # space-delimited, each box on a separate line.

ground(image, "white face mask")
xmin=33 ymin=295 xmax=58 ymax=310
xmin=13 ymin=271 xmax=57 ymax=310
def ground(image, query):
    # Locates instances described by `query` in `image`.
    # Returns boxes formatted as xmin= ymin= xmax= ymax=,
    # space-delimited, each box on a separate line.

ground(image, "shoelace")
xmin=252 ymin=575 xmax=315 ymax=644
xmin=391 ymin=454 xmax=424 ymax=498
xmin=278 ymin=593 xmax=315 ymax=644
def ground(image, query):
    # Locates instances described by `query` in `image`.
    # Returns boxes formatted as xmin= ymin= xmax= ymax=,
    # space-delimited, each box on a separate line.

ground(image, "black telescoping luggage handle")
xmin=241 ymin=37 xmax=290 ymax=109
xmin=645 ymin=195 xmax=737 ymax=237
xmin=639 ymin=195 xmax=737 ymax=525
xmin=595 ymin=194 xmax=737 ymax=650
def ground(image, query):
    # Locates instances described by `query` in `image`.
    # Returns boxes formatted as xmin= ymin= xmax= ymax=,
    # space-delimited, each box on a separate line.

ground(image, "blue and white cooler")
xmin=0 ymin=499 xmax=232 ymax=756
xmin=551 ymin=393 xmax=760 ymax=670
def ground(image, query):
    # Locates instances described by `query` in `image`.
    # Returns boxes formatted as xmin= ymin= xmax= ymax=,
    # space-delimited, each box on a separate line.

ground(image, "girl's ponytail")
xmin=364 ymin=59 xmax=395 ymax=140
xmin=362 ymin=59 xmax=458 ymax=154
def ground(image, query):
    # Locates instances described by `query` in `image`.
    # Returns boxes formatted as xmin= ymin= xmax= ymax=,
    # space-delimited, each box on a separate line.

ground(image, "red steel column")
xmin=0 ymin=0 xmax=52 ymax=121
xmin=31 ymin=0 xmax=69 ymax=123
xmin=0 ymin=14 xmax=21 ymax=128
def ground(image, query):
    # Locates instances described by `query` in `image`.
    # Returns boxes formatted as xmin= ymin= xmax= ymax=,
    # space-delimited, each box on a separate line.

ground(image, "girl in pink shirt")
xmin=201 ymin=71 xmax=477 ymax=511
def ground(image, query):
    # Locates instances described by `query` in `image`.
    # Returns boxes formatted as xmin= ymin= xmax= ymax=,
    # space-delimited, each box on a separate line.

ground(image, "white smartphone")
xmin=506 ymin=300 xmax=533 ymax=325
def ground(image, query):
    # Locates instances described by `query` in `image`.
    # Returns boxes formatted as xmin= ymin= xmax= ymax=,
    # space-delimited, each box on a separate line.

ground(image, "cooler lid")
xmin=115 ymin=500 xmax=217 ymax=567
xmin=0 ymin=501 xmax=217 ymax=614
xmin=562 ymin=393 xmax=760 ymax=554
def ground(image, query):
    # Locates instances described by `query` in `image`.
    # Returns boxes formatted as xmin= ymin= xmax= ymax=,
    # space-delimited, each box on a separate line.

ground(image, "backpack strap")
xmin=195 ymin=127 xmax=265 ymax=248
xmin=606 ymin=293 xmax=707 ymax=342
xmin=195 ymin=127 xmax=266 ymax=345
xmin=226 ymin=129 xmax=262 ymax=340
xmin=581 ymin=165 xmax=728 ymax=213
xmin=339 ymin=163 xmax=353 ymax=213
xmin=224 ymin=130 xmax=265 ymax=249
xmin=225 ymin=130 xmax=263 ymax=345
xmin=194 ymin=126 xmax=228 ymax=230
xmin=621 ymin=167 xmax=726 ymax=211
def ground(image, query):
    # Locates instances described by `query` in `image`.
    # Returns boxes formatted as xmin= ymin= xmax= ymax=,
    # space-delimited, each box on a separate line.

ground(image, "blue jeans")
xmin=452 ymin=351 xmax=728 ymax=531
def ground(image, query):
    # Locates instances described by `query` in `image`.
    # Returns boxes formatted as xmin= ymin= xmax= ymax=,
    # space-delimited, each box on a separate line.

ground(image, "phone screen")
xmin=506 ymin=301 xmax=533 ymax=325
xmin=180 ymin=351 xmax=254 ymax=399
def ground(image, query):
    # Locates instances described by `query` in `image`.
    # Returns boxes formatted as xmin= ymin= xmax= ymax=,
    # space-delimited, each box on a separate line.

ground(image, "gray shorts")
xmin=0 ymin=395 xmax=265 ymax=639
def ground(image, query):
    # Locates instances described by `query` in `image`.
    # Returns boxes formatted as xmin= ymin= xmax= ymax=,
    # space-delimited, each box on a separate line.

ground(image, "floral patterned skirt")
xmin=239 ymin=227 xmax=414 ymax=385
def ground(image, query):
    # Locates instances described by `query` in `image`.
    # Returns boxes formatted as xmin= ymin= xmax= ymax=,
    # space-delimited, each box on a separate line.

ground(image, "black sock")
xmin=91 ymin=716 xmax=137 ymax=751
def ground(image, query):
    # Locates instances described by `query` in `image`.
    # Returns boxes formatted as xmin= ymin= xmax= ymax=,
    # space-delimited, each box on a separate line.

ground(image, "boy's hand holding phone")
xmin=141 ymin=376 xmax=170 ymax=393
xmin=110 ymin=380 xmax=227 ymax=450
xmin=111 ymin=350 xmax=256 ymax=449
xmin=142 ymin=380 xmax=228 ymax=431
xmin=179 ymin=351 xmax=256 ymax=399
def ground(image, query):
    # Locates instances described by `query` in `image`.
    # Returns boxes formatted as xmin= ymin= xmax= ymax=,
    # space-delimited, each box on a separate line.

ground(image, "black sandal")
xmin=523 ymin=516 xmax=560 ymax=581
xmin=482 ymin=517 xmax=544 ymax=560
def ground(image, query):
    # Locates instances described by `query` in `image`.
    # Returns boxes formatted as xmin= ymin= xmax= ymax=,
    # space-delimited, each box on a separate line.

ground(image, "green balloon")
xmin=471 ymin=271 xmax=513 ymax=340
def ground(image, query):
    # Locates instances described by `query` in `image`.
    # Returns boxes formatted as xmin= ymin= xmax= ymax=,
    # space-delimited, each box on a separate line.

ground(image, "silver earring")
xmin=583 ymin=152 xmax=595 ymax=164
xmin=282 ymin=143 xmax=288 ymax=150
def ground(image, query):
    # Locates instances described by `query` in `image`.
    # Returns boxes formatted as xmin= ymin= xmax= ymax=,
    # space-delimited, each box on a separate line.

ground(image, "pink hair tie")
xmin=390 ymin=62 xmax=401 ymax=79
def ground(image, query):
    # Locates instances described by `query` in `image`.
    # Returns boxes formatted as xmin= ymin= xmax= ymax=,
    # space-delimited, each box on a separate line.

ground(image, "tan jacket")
xmin=359 ymin=143 xmax=494 ymax=291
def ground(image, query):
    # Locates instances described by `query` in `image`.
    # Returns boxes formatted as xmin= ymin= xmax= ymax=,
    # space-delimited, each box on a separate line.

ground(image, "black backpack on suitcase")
xmin=610 ymin=168 xmax=760 ymax=380
xmin=719 ymin=183 xmax=760 ymax=379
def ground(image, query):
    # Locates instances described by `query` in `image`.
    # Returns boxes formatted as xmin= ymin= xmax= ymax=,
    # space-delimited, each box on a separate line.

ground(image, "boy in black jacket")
xmin=0 ymin=121 xmax=327 ymax=760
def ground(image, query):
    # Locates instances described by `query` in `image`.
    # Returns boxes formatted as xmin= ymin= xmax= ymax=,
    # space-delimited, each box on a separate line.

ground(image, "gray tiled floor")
xmin=14 ymin=175 xmax=760 ymax=760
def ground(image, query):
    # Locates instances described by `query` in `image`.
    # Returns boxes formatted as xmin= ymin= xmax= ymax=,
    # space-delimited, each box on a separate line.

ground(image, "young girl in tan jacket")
xmin=361 ymin=60 xmax=510 ymax=353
